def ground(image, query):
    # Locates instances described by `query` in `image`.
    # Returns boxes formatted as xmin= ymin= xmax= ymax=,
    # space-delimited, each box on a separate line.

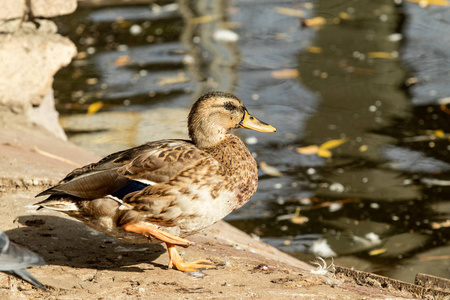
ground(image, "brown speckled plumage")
xmin=35 ymin=91 xmax=276 ymax=272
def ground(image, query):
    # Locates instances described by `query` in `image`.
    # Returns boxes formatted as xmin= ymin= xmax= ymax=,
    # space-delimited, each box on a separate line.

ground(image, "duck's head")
xmin=188 ymin=91 xmax=276 ymax=148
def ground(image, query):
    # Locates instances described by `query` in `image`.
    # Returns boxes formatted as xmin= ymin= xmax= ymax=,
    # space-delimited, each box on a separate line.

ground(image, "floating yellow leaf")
xmin=406 ymin=0 xmax=449 ymax=7
xmin=431 ymin=219 xmax=450 ymax=229
xmin=271 ymin=69 xmax=299 ymax=79
xmin=307 ymin=46 xmax=323 ymax=53
xmin=302 ymin=16 xmax=326 ymax=27
xmin=367 ymin=52 xmax=397 ymax=59
xmin=275 ymin=7 xmax=304 ymax=18
xmin=297 ymin=139 xmax=347 ymax=158
xmin=369 ymin=248 xmax=387 ymax=256
xmin=440 ymin=102 xmax=450 ymax=114
xmin=259 ymin=161 xmax=283 ymax=177
xmin=339 ymin=12 xmax=353 ymax=20
xmin=406 ymin=77 xmax=419 ymax=86
xmin=289 ymin=207 xmax=309 ymax=224
xmin=114 ymin=55 xmax=131 ymax=66
xmin=283 ymin=240 xmax=291 ymax=246
xmin=87 ymin=101 xmax=104 ymax=115
xmin=317 ymin=148 xmax=332 ymax=158
xmin=296 ymin=145 xmax=319 ymax=155
xmin=291 ymin=216 xmax=309 ymax=224
xmin=359 ymin=145 xmax=369 ymax=152
xmin=76 ymin=51 xmax=88 ymax=59
xmin=434 ymin=130 xmax=445 ymax=138
xmin=320 ymin=138 xmax=348 ymax=151
xmin=158 ymin=72 xmax=190 ymax=86
xmin=86 ymin=78 xmax=98 ymax=85
xmin=317 ymin=138 xmax=347 ymax=158
xmin=189 ymin=15 xmax=217 ymax=24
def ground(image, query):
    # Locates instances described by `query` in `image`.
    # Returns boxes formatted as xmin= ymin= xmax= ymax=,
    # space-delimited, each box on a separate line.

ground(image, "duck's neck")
xmin=189 ymin=123 xmax=229 ymax=149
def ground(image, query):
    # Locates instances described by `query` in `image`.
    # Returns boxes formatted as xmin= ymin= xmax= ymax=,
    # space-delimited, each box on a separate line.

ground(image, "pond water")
xmin=52 ymin=0 xmax=450 ymax=283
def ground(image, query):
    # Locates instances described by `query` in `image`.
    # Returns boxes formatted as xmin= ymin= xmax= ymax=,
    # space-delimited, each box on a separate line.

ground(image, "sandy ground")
xmin=0 ymin=117 xmax=434 ymax=299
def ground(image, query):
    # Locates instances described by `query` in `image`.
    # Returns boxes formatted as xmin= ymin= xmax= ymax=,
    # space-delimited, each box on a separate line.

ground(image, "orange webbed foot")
xmin=167 ymin=243 xmax=216 ymax=272
xmin=122 ymin=223 xmax=216 ymax=272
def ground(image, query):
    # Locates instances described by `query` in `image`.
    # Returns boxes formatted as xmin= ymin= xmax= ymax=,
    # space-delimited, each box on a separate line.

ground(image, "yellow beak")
xmin=240 ymin=110 xmax=277 ymax=133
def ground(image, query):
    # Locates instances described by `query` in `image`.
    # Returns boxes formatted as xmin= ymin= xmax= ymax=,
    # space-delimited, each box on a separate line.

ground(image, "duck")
xmin=35 ymin=91 xmax=276 ymax=272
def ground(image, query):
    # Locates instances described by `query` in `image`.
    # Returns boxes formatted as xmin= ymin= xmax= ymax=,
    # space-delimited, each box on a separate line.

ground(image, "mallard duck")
xmin=35 ymin=91 xmax=276 ymax=272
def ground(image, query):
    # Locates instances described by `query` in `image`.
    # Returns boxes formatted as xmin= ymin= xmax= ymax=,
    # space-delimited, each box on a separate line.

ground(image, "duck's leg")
xmin=122 ymin=223 xmax=192 ymax=247
xmin=166 ymin=243 xmax=216 ymax=272
xmin=122 ymin=223 xmax=216 ymax=272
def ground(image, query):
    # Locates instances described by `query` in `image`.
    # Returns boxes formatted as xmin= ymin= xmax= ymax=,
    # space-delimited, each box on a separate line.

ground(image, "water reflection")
xmin=52 ymin=0 xmax=450 ymax=282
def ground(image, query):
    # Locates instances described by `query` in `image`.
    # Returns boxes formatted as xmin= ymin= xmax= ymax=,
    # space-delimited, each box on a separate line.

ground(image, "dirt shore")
xmin=0 ymin=119 xmax=439 ymax=299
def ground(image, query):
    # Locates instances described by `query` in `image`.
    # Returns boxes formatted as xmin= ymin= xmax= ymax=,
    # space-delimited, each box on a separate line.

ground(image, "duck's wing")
xmin=0 ymin=231 xmax=46 ymax=289
xmin=36 ymin=140 xmax=208 ymax=200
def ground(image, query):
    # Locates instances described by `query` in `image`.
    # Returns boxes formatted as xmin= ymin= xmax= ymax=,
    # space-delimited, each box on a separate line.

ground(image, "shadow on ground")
xmin=6 ymin=215 xmax=166 ymax=272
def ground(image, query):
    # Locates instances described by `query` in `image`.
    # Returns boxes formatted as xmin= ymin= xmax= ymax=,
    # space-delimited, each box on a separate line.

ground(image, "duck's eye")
xmin=224 ymin=102 xmax=236 ymax=111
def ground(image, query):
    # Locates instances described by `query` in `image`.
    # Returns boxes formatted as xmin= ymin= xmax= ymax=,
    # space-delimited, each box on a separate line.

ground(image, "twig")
xmin=33 ymin=146 xmax=82 ymax=167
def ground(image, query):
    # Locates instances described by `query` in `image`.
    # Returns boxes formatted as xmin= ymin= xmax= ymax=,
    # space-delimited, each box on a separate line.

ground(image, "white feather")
xmin=134 ymin=179 xmax=156 ymax=185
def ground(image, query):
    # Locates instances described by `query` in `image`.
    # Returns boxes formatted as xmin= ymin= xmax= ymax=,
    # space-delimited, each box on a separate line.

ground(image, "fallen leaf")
xmin=440 ymin=102 xmax=450 ymax=114
xmin=434 ymin=130 xmax=445 ymax=138
xmin=405 ymin=77 xmax=419 ymax=86
xmin=291 ymin=216 xmax=309 ymax=224
xmin=87 ymin=101 xmax=104 ymax=115
xmin=369 ymin=248 xmax=387 ymax=256
xmin=290 ymin=207 xmax=308 ymax=224
xmin=367 ymin=52 xmax=397 ymax=59
xmin=114 ymin=55 xmax=131 ymax=66
xmin=76 ymin=51 xmax=88 ymax=59
xmin=189 ymin=15 xmax=217 ymax=24
xmin=302 ymin=16 xmax=326 ymax=27
xmin=317 ymin=148 xmax=332 ymax=158
xmin=359 ymin=145 xmax=369 ymax=152
xmin=320 ymin=138 xmax=348 ymax=151
xmin=297 ymin=138 xmax=347 ymax=158
xmin=271 ymin=69 xmax=299 ymax=79
xmin=431 ymin=219 xmax=450 ymax=229
xmin=158 ymin=72 xmax=190 ymax=86
xmin=259 ymin=161 xmax=283 ymax=177
xmin=307 ymin=46 xmax=323 ymax=53
xmin=339 ymin=12 xmax=353 ymax=20
xmin=275 ymin=7 xmax=304 ymax=18
xmin=296 ymin=145 xmax=319 ymax=155
xmin=86 ymin=78 xmax=98 ymax=85
xmin=406 ymin=0 xmax=449 ymax=7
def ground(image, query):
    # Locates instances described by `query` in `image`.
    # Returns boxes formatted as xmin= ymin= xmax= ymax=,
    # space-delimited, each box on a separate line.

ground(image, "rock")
xmin=31 ymin=0 xmax=77 ymax=18
xmin=0 ymin=22 xmax=76 ymax=113
xmin=0 ymin=19 xmax=23 ymax=33
xmin=0 ymin=0 xmax=78 ymax=140
xmin=0 ymin=0 xmax=26 ymax=20
xmin=29 ymin=89 xmax=67 ymax=141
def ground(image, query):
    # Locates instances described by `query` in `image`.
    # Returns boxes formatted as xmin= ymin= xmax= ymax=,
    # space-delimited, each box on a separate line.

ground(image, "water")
xmin=52 ymin=0 xmax=450 ymax=283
